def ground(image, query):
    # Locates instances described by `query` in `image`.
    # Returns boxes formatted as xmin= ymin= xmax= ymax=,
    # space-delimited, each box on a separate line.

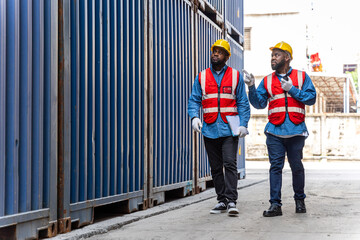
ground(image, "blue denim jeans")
xmin=266 ymin=133 xmax=306 ymax=206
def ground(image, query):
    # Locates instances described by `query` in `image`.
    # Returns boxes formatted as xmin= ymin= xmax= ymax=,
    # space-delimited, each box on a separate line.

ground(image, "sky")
xmin=306 ymin=0 xmax=360 ymax=69
xmin=244 ymin=0 xmax=360 ymax=74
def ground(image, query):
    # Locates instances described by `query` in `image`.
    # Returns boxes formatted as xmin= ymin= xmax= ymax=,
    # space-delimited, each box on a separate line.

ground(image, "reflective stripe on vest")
xmin=265 ymin=70 xmax=306 ymax=125
xmin=199 ymin=67 xmax=239 ymax=124
xmin=203 ymin=107 xmax=238 ymax=113
xmin=202 ymin=93 xmax=236 ymax=100
xmin=268 ymin=106 xmax=305 ymax=115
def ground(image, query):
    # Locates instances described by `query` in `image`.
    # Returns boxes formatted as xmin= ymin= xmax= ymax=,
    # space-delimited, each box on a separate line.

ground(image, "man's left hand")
xmin=238 ymin=126 xmax=248 ymax=138
xmin=281 ymin=77 xmax=293 ymax=92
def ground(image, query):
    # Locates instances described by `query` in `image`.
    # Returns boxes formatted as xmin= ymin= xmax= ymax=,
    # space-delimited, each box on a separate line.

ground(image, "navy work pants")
xmin=266 ymin=133 xmax=306 ymax=206
xmin=204 ymin=136 xmax=239 ymax=203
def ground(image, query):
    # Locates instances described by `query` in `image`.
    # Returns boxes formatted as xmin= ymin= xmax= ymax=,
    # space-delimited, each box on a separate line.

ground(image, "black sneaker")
xmin=210 ymin=202 xmax=227 ymax=214
xmin=227 ymin=202 xmax=239 ymax=216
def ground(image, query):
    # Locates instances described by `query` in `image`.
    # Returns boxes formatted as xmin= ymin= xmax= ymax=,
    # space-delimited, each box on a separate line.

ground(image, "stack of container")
xmin=0 ymin=0 xmax=244 ymax=238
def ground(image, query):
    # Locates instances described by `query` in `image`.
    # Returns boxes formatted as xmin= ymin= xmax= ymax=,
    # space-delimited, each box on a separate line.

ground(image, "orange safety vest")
xmin=199 ymin=67 xmax=239 ymax=124
xmin=264 ymin=69 xmax=305 ymax=125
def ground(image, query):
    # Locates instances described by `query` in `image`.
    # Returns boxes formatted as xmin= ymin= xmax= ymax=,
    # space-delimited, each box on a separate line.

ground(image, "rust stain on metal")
xmin=57 ymin=0 xmax=66 ymax=234
xmin=58 ymin=217 xmax=71 ymax=234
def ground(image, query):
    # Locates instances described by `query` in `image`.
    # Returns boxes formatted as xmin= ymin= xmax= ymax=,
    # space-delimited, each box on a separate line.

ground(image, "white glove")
xmin=191 ymin=117 xmax=203 ymax=133
xmin=242 ymin=69 xmax=255 ymax=87
xmin=280 ymin=77 xmax=293 ymax=92
xmin=238 ymin=126 xmax=248 ymax=138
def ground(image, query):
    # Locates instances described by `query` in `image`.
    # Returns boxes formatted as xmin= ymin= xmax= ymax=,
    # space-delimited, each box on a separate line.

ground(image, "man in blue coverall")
xmin=243 ymin=41 xmax=316 ymax=217
xmin=188 ymin=39 xmax=250 ymax=216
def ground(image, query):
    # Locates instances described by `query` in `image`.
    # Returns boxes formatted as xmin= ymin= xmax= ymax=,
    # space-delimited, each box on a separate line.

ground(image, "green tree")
xmin=346 ymin=69 xmax=358 ymax=92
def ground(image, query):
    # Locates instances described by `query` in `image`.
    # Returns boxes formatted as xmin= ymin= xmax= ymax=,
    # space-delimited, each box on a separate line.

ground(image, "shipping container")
xmin=202 ymin=0 xmax=224 ymax=15
xmin=226 ymin=35 xmax=246 ymax=178
xmin=194 ymin=11 xmax=223 ymax=191
xmin=0 ymin=0 xmax=245 ymax=238
xmin=0 ymin=1 xmax=58 ymax=239
xmin=225 ymin=0 xmax=244 ymax=42
xmin=226 ymin=34 xmax=244 ymax=71
xmin=194 ymin=11 xmax=246 ymax=191
xmin=59 ymin=0 xmax=147 ymax=228
xmin=150 ymin=0 xmax=195 ymax=205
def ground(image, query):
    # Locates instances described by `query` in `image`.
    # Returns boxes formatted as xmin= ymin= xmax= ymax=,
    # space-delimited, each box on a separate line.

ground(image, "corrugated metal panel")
xmin=205 ymin=0 xmax=223 ymax=15
xmin=151 ymin=0 xmax=194 ymax=195
xmin=226 ymin=35 xmax=244 ymax=74
xmin=65 ymin=0 xmax=146 ymax=227
xmin=196 ymin=11 xmax=222 ymax=74
xmin=0 ymin=0 xmax=58 ymax=239
xmin=195 ymin=11 xmax=223 ymax=182
xmin=226 ymin=35 xmax=245 ymax=178
xmin=0 ymin=0 xmax=6 ymax=218
xmin=0 ymin=0 xmax=246 ymax=237
xmin=225 ymin=0 xmax=243 ymax=35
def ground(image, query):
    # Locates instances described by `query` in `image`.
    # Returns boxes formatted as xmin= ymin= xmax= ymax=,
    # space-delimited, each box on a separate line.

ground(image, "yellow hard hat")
xmin=270 ymin=41 xmax=293 ymax=59
xmin=211 ymin=39 xmax=231 ymax=56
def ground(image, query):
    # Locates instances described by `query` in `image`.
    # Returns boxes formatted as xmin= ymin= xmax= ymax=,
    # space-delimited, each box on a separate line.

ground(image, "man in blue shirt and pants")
xmin=243 ymin=41 xmax=316 ymax=217
xmin=188 ymin=39 xmax=250 ymax=216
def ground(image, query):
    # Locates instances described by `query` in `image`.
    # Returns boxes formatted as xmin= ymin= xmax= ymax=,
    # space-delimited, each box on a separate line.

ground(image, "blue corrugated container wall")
xmin=226 ymin=35 xmax=244 ymax=71
xmin=0 ymin=0 xmax=245 ymax=237
xmin=0 ymin=1 xmax=58 ymax=239
xmin=226 ymin=35 xmax=246 ymax=179
xmin=63 ymin=0 xmax=146 ymax=228
xmin=225 ymin=0 xmax=246 ymax=177
xmin=150 ymin=0 xmax=194 ymax=205
xmin=225 ymin=0 xmax=244 ymax=35
xmin=204 ymin=0 xmax=223 ymax=15
xmin=195 ymin=11 xmax=223 ymax=190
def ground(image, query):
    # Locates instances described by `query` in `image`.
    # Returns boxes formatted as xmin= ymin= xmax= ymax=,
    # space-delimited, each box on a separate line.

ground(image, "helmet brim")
xmin=211 ymin=46 xmax=231 ymax=57
xmin=269 ymin=47 xmax=292 ymax=59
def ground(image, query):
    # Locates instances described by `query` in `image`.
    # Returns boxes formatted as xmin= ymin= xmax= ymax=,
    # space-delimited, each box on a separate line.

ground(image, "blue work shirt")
xmin=248 ymin=67 xmax=316 ymax=137
xmin=187 ymin=64 xmax=251 ymax=139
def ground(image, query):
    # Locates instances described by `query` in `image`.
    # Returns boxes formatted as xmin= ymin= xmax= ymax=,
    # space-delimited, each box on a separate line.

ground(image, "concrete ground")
xmin=51 ymin=161 xmax=360 ymax=240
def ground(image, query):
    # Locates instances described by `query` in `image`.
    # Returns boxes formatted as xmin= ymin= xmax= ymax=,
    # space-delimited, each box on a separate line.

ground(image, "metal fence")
xmin=0 ymin=0 xmax=244 ymax=238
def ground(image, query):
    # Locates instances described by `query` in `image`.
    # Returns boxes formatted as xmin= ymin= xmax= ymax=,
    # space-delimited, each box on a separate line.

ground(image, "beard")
xmin=211 ymin=58 xmax=226 ymax=67
xmin=271 ymin=58 xmax=285 ymax=71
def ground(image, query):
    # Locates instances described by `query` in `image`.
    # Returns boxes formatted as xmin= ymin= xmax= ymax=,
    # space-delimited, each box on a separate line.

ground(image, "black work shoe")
xmin=263 ymin=204 xmax=282 ymax=217
xmin=295 ymin=199 xmax=306 ymax=213
xmin=210 ymin=202 xmax=227 ymax=214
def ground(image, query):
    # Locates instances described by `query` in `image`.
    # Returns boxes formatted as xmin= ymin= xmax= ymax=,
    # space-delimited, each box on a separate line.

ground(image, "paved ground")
xmin=51 ymin=161 xmax=360 ymax=240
